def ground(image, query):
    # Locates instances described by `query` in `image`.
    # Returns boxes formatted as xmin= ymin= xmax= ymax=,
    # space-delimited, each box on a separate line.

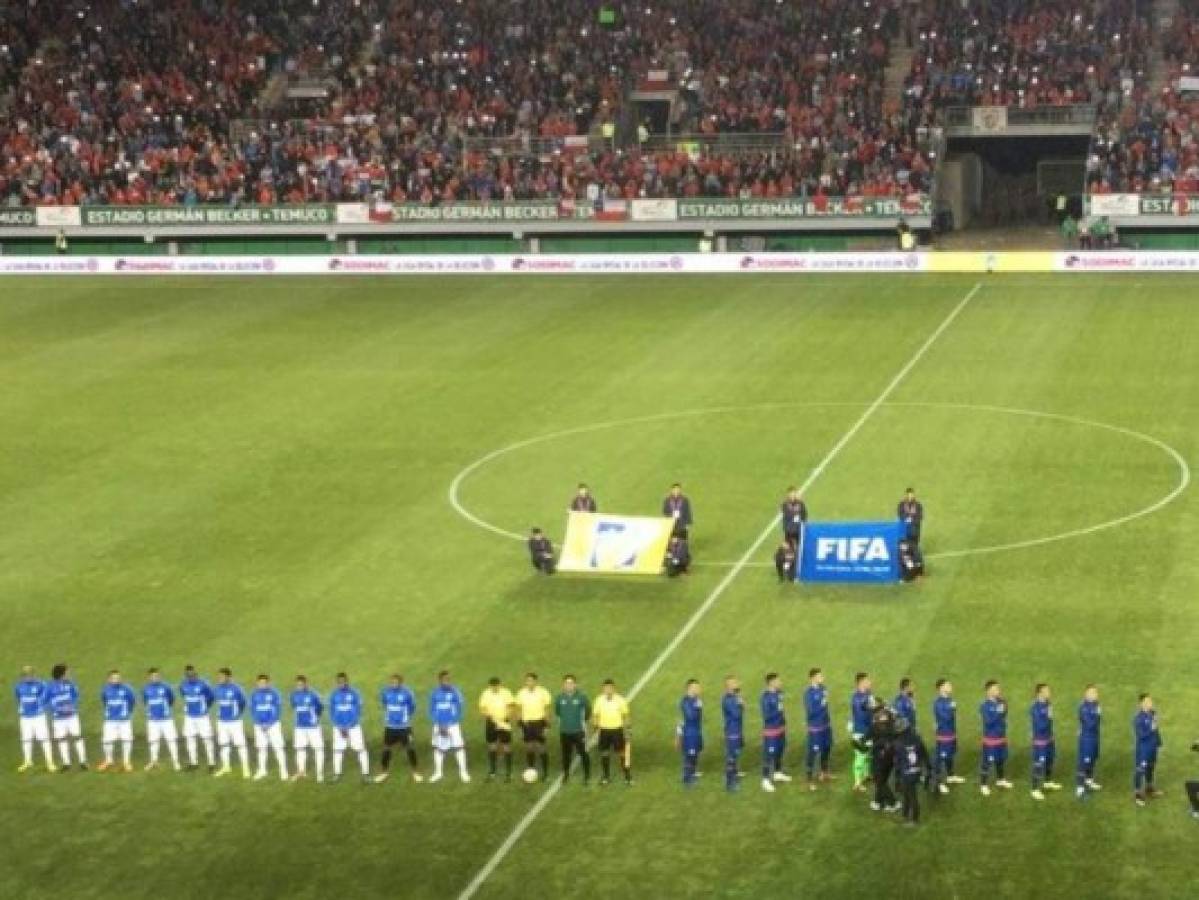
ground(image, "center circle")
xmin=448 ymin=402 xmax=1189 ymax=563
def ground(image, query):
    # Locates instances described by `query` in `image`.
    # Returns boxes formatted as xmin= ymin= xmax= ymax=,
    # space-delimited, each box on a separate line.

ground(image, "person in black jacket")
xmin=1188 ymin=741 xmax=1199 ymax=820
xmin=779 ymin=487 xmax=808 ymax=549
xmin=774 ymin=541 xmax=797 ymax=582
xmin=897 ymin=488 xmax=924 ymax=545
xmin=569 ymin=483 xmax=597 ymax=513
xmin=893 ymin=718 xmax=932 ymax=826
xmin=528 ymin=527 xmax=555 ymax=574
xmin=662 ymin=483 xmax=693 ymax=539
xmin=861 ymin=701 xmax=899 ymax=813
xmin=664 ymin=535 xmax=691 ymax=577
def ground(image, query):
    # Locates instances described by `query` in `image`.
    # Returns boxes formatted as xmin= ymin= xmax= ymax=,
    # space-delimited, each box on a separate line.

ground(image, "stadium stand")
xmin=1087 ymin=0 xmax=1199 ymax=192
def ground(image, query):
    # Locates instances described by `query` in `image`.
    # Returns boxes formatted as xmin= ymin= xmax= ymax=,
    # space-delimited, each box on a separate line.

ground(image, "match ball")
xmin=521 ymin=767 xmax=539 ymax=784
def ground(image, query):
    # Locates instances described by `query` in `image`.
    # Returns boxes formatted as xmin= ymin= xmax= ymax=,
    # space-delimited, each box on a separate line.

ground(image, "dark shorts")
xmin=598 ymin=728 xmax=626 ymax=753
xmin=681 ymin=734 xmax=703 ymax=756
xmin=521 ymin=720 xmax=547 ymax=743
xmin=725 ymin=734 xmax=744 ymax=756
xmin=485 ymin=721 xmax=512 ymax=745
xmin=982 ymin=742 xmax=1008 ymax=764
xmin=806 ymin=728 xmax=831 ymax=752
xmin=1032 ymin=741 xmax=1055 ymax=766
xmin=383 ymin=727 xmax=412 ymax=748
xmin=936 ymin=737 xmax=957 ymax=759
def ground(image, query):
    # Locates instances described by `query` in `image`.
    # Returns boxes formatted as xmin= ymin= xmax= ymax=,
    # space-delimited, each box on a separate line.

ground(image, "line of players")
xmin=12 ymin=663 xmax=1176 ymax=812
xmin=12 ymin=665 xmax=639 ymax=787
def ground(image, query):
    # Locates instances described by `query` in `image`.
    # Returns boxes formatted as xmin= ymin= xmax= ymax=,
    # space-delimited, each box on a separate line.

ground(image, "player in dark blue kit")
xmin=1133 ymin=693 xmax=1163 ymax=807
xmin=979 ymin=680 xmax=1013 ymax=796
xmin=1029 ymin=683 xmax=1062 ymax=801
xmin=1076 ymin=684 xmax=1103 ymax=799
xmin=722 ymin=677 xmax=745 ymax=792
xmin=678 ymin=679 xmax=703 ymax=787
xmin=932 ymin=679 xmax=965 ymax=794
xmin=804 ymin=668 xmax=833 ymax=791
xmin=893 ymin=678 xmax=917 ymax=732
xmin=760 ymin=672 xmax=790 ymax=792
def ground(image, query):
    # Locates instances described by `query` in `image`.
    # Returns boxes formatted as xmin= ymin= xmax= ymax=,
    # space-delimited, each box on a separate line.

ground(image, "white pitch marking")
xmin=453 ymin=283 xmax=982 ymax=900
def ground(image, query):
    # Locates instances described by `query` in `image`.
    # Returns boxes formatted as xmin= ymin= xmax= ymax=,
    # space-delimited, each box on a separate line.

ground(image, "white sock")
xmin=41 ymin=741 xmax=55 ymax=767
xmin=75 ymin=739 xmax=87 ymax=764
xmin=257 ymin=748 xmax=268 ymax=774
xmin=103 ymin=743 xmax=114 ymax=765
xmin=236 ymin=747 xmax=249 ymax=774
xmin=220 ymin=745 xmax=230 ymax=767
xmin=295 ymin=750 xmax=306 ymax=775
xmin=203 ymin=738 xmax=215 ymax=765
xmin=275 ymin=748 xmax=289 ymax=778
xmin=150 ymin=741 xmax=160 ymax=765
xmin=314 ymin=750 xmax=325 ymax=779
xmin=58 ymin=741 xmax=72 ymax=766
xmin=455 ymin=749 xmax=468 ymax=777
xmin=121 ymin=741 xmax=132 ymax=765
xmin=22 ymin=740 xmax=33 ymax=765
xmin=167 ymin=740 xmax=180 ymax=767
xmin=433 ymin=750 xmax=444 ymax=777
xmin=357 ymin=751 xmax=369 ymax=775
xmin=186 ymin=736 xmax=198 ymax=766
xmin=334 ymin=751 xmax=344 ymax=776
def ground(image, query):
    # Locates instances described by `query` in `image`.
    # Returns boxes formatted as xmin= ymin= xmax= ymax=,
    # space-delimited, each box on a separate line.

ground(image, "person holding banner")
xmin=774 ymin=541 xmax=797 ymax=582
xmin=527 ymin=527 xmax=555 ymax=575
xmin=662 ymin=483 xmax=693 ymax=539
xmin=664 ymin=535 xmax=691 ymax=577
xmin=570 ymin=483 xmax=597 ymax=513
xmin=897 ymin=488 xmax=924 ymax=545
xmin=780 ymin=487 xmax=808 ymax=548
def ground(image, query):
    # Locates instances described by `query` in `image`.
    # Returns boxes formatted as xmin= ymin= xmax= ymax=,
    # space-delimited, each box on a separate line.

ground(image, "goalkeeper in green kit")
xmin=849 ymin=673 xmax=875 ymax=790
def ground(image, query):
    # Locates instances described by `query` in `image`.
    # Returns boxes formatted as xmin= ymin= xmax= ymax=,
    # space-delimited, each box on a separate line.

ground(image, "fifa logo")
xmin=814 ymin=537 xmax=890 ymax=563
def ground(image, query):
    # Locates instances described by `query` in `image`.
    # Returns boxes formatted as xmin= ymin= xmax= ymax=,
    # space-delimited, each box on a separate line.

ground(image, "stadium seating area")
xmin=0 ymin=0 xmax=1188 ymax=205
xmin=1088 ymin=0 xmax=1199 ymax=192
xmin=903 ymin=0 xmax=1151 ymax=124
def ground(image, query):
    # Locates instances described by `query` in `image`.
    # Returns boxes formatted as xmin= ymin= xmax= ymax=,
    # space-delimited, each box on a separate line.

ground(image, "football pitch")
xmin=2 ymin=273 xmax=1198 ymax=900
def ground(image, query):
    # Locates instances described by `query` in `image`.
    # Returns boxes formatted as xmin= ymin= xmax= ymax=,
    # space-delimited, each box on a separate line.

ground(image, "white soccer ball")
xmin=521 ymin=767 xmax=539 ymax=784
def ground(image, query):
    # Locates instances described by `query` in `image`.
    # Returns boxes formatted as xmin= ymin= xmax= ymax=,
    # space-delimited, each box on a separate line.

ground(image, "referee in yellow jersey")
xmin=593 ymin=679 xmax=632 ymax=786
xmin=514 ymin=672 xmax=553 ymax=781
xmin=478 ymin=677 xmax=516 ymax=782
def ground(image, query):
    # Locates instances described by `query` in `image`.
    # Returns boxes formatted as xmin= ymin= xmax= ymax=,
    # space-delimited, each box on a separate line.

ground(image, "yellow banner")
xmin=558 ymin=512 xmax=675 ymax=575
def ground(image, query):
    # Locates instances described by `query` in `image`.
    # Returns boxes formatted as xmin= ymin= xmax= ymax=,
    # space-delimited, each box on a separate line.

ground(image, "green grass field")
xmin=2 ymin=273 xmax=1197 ymax=900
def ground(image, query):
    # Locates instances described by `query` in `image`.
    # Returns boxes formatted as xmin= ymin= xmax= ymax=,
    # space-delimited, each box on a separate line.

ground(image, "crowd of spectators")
xmin=0 ymin=0 xmax=932 ymax=205
xmin=902 ymin=0 xmax=1152 ymax=129
xmin=1087 ymin=0 xmax=1199 ymax=192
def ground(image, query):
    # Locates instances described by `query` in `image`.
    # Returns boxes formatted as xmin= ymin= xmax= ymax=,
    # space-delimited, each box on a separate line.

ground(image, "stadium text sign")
xmin=798 ymin=522 xmax=903 ymax=584
xmin=0 ymin=208 xmax=36 ymax=227
xmin=677 ymin=197 xmax=931 ymax=219
xmin=81 ymin=205 xmax=336 ymax=227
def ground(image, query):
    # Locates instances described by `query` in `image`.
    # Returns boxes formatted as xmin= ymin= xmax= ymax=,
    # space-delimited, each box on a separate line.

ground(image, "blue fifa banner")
xmin=798 ymin=522 xmax=902 ymax=583
xmin=558 ymin=512 xmax=675 ymax=575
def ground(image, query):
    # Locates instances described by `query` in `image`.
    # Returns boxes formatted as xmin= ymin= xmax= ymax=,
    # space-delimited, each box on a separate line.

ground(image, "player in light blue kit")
xmin=250 ymin=674 xmax=290 ymax=781
xmin=329 ymin=672 xmax=371 ymax=783
xmin=15 ymin=665 xmax=55 ymax=773
xmin=47 ymin=663 xmax=87 ymax=771
xmin=99 ymin=670 xmax=136 ymax=773
xmin=291 ymin=675 xmax=326 ymax=782
xmin=179 ymin=665 xmax=216 ymax=772
xmin=143 ymin=668 xmax=181 ymax=772
xmin=429 ymin=669 xmax=470 ymax=784
xmin=213 ymin=667 xmax=250 ymax=779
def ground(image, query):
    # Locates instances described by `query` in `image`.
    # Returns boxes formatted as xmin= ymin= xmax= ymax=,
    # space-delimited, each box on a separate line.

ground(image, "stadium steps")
xmin=884 ymin=44 xmax=916 ymax=105
xmin=934 ymin=226 xmax=1063 ymax=251
xmin=1148 ymin=0 xmax=1179 ymax=92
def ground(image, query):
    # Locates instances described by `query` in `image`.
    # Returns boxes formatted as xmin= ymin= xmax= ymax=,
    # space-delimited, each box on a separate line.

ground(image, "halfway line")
xmin=454 ymin=281 xmax=982 ymax=900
